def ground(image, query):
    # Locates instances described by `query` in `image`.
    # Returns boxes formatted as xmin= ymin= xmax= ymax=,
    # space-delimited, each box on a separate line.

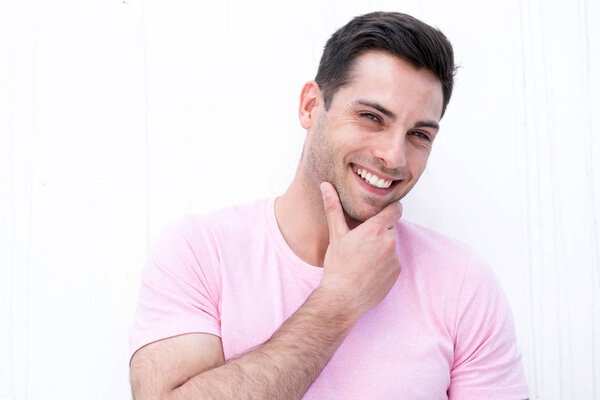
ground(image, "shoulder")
xmin=155 ymin=198 xmax=270 ymax=246
xmin=396 ymin=219 xmax=470 ymax=252
xmin=395 ymin=218 xmax=480 ymax=273
xmin=394 ymin=218 xmax=501 ymax=321
xmin=193 ymin=198 xmax=270 ymax=236
xmin=144 ymin=199 xmax=269 ymax=279
xmin=395 ymin=222 xmax=513 ymax=340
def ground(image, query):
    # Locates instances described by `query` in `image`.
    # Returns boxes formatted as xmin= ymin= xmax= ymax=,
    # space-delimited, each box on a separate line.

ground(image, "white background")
xmin=1 ymin=0 xmax=598 ymax=398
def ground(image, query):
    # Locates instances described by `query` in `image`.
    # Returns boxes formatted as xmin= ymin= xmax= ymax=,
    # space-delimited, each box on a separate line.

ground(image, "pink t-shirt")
xmin=130 ymin=198 xmax=529 ymax=399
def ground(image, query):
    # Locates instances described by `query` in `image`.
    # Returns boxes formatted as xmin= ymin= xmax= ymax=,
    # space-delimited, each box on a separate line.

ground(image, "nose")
xmin=372 ymin=132 xmax=407 ymax=169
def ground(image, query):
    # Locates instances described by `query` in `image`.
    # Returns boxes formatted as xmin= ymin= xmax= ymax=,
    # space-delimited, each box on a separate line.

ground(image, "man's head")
xmin=297 ymin=12 xmax=455 ymax=225
xmin=315 ymin=11 xmax=455 ymax=118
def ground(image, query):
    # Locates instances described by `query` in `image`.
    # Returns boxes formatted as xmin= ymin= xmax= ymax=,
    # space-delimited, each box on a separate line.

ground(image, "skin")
xmin=130 ymin=50 xmax=444 ymax=399
xmin=277 ymin=50 xmax=443 ymax=267
xmin=308 ymin=51 xmax=442 ymax=220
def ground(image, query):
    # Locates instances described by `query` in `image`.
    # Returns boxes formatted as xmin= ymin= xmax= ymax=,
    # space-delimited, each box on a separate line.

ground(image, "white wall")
xmin=1 ymin=0 xmax=598 ymax=398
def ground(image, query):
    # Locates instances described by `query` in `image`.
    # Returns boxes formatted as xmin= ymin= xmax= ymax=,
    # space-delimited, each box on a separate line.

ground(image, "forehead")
xmin=335 ymin=51 xmax=444 ymax=121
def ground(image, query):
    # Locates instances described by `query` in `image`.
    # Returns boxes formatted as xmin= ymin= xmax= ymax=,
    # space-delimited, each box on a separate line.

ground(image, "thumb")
xmin=320 ymin=182 xmax=349 ymax=240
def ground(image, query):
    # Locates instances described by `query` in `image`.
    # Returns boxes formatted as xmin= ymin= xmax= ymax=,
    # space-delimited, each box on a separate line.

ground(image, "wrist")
xmin=309 ymin=285 xmax=363 ymax=329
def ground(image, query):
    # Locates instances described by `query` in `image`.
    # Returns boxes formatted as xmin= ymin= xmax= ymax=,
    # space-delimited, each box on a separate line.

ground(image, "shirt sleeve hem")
xmin=129 ymin=324 xmax=221 ymax=366
xmin=448 ymin=386 xmax=530 ymax=400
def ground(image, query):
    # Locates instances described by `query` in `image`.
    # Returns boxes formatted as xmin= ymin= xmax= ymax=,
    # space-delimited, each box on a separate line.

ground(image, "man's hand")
xmin=318 ymin=181 xmax=403 ymax=319
xmin=131 ymin=184 xmax=403 ymax=400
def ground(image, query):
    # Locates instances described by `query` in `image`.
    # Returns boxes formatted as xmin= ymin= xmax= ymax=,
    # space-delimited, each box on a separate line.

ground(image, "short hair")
xmin=315 ymin=11 xmax=456 ymax=117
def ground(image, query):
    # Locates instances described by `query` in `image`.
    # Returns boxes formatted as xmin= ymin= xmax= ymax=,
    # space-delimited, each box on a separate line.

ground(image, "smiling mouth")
xmin=352 ymin=165 xmax=396 ymax=189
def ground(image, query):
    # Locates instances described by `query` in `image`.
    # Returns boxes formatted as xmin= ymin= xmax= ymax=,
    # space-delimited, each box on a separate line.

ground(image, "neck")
xmin=274 ymin=166 xmax=331 ymax=267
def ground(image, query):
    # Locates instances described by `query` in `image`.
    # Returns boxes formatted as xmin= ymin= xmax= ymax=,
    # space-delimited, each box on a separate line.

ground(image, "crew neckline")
xmin=264 ymin=197 xmax=324 ymax=283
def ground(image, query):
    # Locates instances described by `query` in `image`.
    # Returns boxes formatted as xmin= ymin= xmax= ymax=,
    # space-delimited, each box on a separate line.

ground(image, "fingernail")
xmin=320 ymin=182 xmax=329 ymax=196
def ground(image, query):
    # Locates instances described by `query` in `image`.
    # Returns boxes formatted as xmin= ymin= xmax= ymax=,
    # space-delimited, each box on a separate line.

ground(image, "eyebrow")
xmin=414 ymin=120 xmax=440 ymax=131
xmin=355 ymin=99 xmax=440 ymax=131
xmin=356 ymin=100 xmax=396 ymax=121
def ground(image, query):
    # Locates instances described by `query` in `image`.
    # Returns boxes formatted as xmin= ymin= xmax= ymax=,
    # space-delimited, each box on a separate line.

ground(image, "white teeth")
xmin=353 ymin=166 xmax=393 ymax=189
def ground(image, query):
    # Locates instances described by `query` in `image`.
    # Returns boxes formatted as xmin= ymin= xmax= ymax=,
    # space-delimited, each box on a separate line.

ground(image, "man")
xmin=129 ymin=11 xmax=529 ymax=399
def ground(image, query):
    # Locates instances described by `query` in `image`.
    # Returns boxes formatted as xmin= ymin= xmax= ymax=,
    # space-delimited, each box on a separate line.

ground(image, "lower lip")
xmin=351 ymin=166 xmax=399 ymax=195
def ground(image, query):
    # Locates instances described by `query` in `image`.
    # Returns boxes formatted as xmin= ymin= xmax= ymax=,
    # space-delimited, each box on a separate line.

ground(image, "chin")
xmin=341 ymin=202 xmax=385 ymax=225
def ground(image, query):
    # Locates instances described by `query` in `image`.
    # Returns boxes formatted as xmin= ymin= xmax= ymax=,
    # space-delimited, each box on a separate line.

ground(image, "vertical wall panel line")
xmin=580 ymin=0 xmax=599 ymax=397
xmin=518 ymin=0 xmax=539 ymax=396
xmin=540 ymin=0 xmax=566 ymax=395
xmin=7 ymin=36 xmax=16 ymax=400
xmin=141 ymin=0 xmax=150 ymax=252
xmin=23 ymin=16 xmax=37 ymax=400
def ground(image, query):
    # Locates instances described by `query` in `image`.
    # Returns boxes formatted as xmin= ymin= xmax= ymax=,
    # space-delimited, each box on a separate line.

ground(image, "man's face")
xmin=304 ymin=51 xmax=444 ymax=224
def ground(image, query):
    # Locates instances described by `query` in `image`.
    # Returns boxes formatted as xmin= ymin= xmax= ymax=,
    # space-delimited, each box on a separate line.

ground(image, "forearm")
xmin=168 ymin=287 xmax=357 ymax=400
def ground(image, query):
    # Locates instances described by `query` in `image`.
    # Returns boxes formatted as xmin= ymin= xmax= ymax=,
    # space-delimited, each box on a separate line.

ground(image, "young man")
xmin=129 ymin=12 xmax=529 ymax=399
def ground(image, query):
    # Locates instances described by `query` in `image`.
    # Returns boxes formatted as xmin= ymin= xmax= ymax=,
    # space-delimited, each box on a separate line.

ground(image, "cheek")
xmin=407 ymin=147 xmax=431 ymax=173
xmin=306 ymin=130 xmax=339 ymax=173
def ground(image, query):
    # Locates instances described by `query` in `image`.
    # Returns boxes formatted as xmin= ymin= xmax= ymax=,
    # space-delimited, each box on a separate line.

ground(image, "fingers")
xmin=320 ymin=182 xmax=349 ymax=240
xmin=320 ymin=181 xmax=402 ymax=236
xmin=369 ymin=201 xmax=403 ymax=229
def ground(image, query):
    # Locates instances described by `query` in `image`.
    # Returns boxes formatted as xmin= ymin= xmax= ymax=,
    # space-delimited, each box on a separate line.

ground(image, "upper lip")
xmin=351 ymin=163 xmax=401 ymax=182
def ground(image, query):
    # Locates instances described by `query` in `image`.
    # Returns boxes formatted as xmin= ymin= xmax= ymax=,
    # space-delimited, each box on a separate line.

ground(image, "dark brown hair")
xmin=315 ymin=11 xmax=456 ymax=117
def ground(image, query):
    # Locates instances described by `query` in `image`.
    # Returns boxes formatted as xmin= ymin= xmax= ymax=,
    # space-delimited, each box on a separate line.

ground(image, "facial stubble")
xmin=304 ymin=114 xmax=408 ymax=226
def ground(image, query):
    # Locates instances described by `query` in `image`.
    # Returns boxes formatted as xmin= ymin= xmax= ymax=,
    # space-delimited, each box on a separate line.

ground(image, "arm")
xmin=131 ymin=286 xmax=356 ymax=400
xmin=447 ymin=252 xmax=530 ymax=400
xmin=130 ymin=182 xmax=403 ymax=399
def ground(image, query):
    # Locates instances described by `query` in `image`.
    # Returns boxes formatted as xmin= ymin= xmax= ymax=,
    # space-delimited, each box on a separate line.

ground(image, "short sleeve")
xmin=448 ymin=253 xmax=529 ymax=399
xmin=129 ymin=215 xmax=222 ymax=362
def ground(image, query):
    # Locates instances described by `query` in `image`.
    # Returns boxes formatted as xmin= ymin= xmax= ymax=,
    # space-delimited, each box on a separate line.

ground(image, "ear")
xmin=298 ymin=81 xmax=321 ymax=130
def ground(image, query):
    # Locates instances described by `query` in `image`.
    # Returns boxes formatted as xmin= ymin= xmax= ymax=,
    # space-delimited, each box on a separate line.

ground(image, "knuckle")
xmin=363 ymin=223 xmax=378 ymax=236
xmin=383 ymin=236 xmax=396 ymax=252
xmin=323 ymin=200 xmax=338 ymax=215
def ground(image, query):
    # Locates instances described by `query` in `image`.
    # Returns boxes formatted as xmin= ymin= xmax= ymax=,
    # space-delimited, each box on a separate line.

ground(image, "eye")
xmin=410 ymin=131 xmax=431 ymax=141
xmin=360 ymin=113 xmax=382 ymax=124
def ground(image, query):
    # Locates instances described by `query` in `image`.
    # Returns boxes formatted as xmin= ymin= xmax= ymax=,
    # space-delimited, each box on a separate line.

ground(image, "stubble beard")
xmin=305 ymin=115 xmax=405 ymax=225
